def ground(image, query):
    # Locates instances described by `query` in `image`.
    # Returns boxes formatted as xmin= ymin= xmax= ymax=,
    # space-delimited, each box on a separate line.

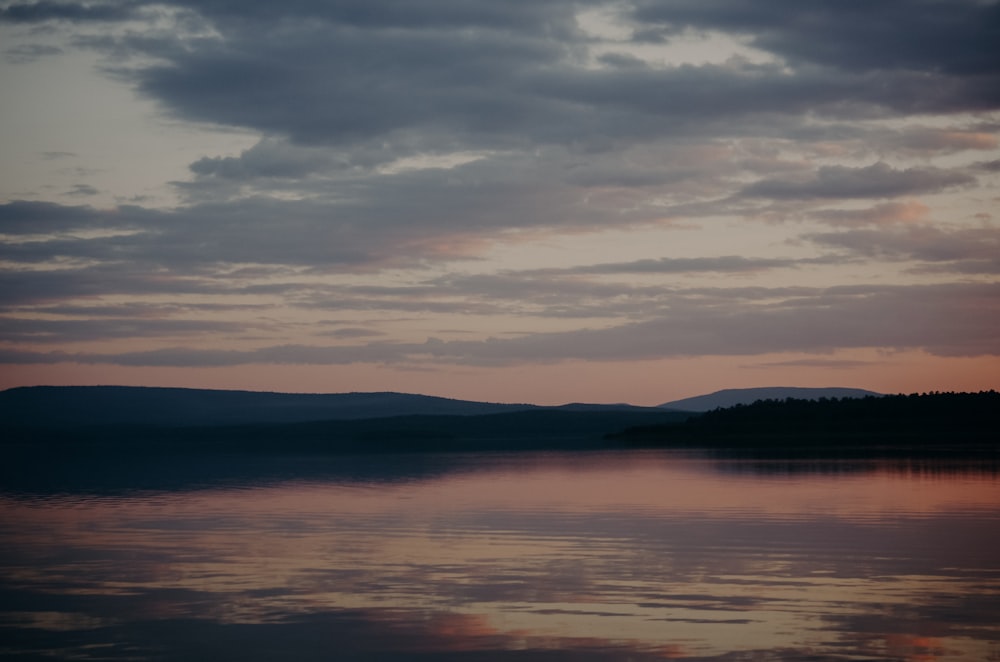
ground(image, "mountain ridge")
xmin=0 ymin=385 xmax=664 ymax=428
xmin=1 ymin=385 xmax=883 ymax=430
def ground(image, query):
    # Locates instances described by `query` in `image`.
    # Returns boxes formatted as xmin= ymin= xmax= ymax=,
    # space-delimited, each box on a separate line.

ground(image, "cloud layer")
xmin=1 ymin=0 xmax=998 ymax=390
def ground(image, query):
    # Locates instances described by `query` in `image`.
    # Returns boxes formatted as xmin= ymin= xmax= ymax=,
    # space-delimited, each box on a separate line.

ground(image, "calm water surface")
xmin=1 ymin=450 xmax=999 ymax=661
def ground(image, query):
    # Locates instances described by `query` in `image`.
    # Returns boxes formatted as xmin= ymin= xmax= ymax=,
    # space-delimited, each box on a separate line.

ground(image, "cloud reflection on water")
xmin=1 ymin=451 xmax=999 ymax=660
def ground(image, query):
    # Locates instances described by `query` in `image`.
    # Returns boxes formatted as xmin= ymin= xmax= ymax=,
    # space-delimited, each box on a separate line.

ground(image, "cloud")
xmin=0 ymin=200 xmax=131 ymax=235
xmin=0 ymin=263 xmax=220 ymax=307
xmin=628 ymin=0 xmax=1000 ymax=76
xmin=188 ymin=138 xmax=345 ymax=180
xmin=0 ymin=1 xmax=136 ymax=23
xmin=4 ymin=143 xmax=717 ymax=277
xmin=0 ymin=198 xmax=424 ymax=271
xmin=0 ymin=316 xmax=249 ymax=344
xmin=65 ymin=184 xmax=99 ymax=197
xmin=3 ymin=283 xmax=996 ymax=365
xmin=15 ymin=0 xmax=985 ymax=159
xmin=809 ymin=201 xmax=930 ymax=227
xmin=124 ymin=12 xmax=582 ymax=150
xmin=742 ymin=163 xmax=974 ymax=200
xmin=5 ymin=3 xmax=994 ymax=227
xmin=320 ymin=326 xmax=384 ymax=340
xmin=806 ymin=225 xmax=1000 ymax=273
xmin=1 ymin=0 xmax=997 ymax=388
xmin=880 ymin=127 xmax=999 ymax=154
xmin=3 ymin=42 xmax=63 ymax=63
xmin=975 ymin=159 xmax=1000 ymax=172
xmin=520 ymin=255 xmax=806 ymax=276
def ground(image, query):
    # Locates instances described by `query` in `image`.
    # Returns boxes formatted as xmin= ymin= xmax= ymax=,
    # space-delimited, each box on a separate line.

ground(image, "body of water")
xmin=1 ymin=449 xmax=999 ymax=660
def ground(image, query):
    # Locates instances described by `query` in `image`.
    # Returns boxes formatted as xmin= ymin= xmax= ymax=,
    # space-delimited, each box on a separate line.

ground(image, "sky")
xmin=0 ymin=0 xmax=998 ymax=405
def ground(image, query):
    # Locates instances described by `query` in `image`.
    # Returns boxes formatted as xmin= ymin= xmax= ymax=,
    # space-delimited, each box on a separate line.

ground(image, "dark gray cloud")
xmin=0 ymin=263 xmax=219 ymax=307
xmin=188 ymin=138 xmax=343 ymax=180
xmin=123 ymin=14 xmax=580 ymax=150
xmin=876 ymin=126 xmax=998 ymax=155
xmin=742 ymin=163 xmax=974 ymax=200
xmin=167 ymin=0 xmax=586 ymax=33
xmin=2 ymin=282 xmax=996 ymax=365
xmin=629 ymin=0 xmax=1000 ymax=76
xmin=65 ymin=183 xmax=99 ymax=196
xmin=7 ymin=2 xmax=996 ymax=208
xmin=0 ymin=1 xmax=136 ymax=22
xmin=806 ymin=225 xmax=1000 ymax=273
xmin=533 ymin=61 xmax=993 ymax=130
xmin=0 ymin=199 xmax=405 ymax=271
xmin=0 ymin=200 xmax=133 ymax=234
xmin=19 ymin=301 xmax=267 ymax=317
xmin=128 ymin=42 xmax=989 ymax=154
xmin=3 ymin=145 xmax=700 ymax=278
xmin=529 ymin=255 xmax=801 ymax=275
xmin=320 ymin=326 xmax=384 ymax=340
xmin=3 ymin=42 xmax=63 ymax=63
xmin=0 ymin=316 xmax=249 ymax=344
xmin=8 ymin=0 xmax=985 ymax=156
xmin=295 ymin=275 xmax=669 ymax=319
xmin=300 ymin=278 xmax=832 ymax=322
xmin=1 ymin=0 xmax=998 ymax=373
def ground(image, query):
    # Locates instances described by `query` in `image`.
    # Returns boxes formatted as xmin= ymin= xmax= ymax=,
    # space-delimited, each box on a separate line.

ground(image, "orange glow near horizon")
xmin=1 ymin=350 xmax=996 ymax=405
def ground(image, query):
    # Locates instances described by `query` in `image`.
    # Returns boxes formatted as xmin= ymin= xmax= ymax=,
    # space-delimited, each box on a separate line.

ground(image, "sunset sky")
xmin=1 ymin=0 xmax=998 ymax=404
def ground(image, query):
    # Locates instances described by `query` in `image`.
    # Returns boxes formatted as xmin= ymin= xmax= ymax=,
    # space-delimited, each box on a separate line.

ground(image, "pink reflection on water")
xmin=1 ymin=452 xmax=998 ymax=660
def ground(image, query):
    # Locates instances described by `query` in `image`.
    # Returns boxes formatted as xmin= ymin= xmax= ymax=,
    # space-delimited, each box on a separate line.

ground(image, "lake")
xmin=1 ymin=449 xmax=999 ymax=661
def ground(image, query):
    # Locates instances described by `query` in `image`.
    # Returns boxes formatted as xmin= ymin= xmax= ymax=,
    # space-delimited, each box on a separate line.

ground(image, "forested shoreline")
xmin=610 ymin=391 xmax=998 ymax=450
xmin=2 ymin=391 xmax=996 ymax=456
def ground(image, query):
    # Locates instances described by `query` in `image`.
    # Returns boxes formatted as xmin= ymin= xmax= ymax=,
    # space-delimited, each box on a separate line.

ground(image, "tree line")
xmin=611 ymin=391 xmax=998 ymax=449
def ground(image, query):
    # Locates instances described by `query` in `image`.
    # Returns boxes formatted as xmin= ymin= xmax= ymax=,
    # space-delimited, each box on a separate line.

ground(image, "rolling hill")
xmin=2 ymin=385 xmax=993 ymax=456
xmin=0 ymin=386 xmax=678 ymax=450
xmin=0 ymin=385 xmax=541 ymax=427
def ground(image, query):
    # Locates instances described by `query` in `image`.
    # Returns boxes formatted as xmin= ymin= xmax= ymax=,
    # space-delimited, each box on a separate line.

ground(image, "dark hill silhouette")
xmin=615 ymin=391 xmax=998 ymax=451
xmin=659 ymin=387 xmax=881 ymax=411
xmin=2 ymin=408 xmax=690 ymax=452
xmin=6 ymin=386 xmax=993 ymax=457
xmin=0 ymin=385 xmax=543 ymax=427
xmin=0 ymin=386 xmax=673 ymax=447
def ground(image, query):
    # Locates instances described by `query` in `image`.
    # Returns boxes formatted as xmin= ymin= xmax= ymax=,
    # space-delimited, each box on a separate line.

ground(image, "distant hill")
xmin=0 ymin=386 xmax=540 ymax=427
xmin=3 ymin=385 xmax=993 ymax=457
xmin=0 ymin=385 xmax=660 ymax=429
xmin=659 ymin=387 xmax=882 ymax=412
xmin=0 ymin=388 xmax=689 ymax=452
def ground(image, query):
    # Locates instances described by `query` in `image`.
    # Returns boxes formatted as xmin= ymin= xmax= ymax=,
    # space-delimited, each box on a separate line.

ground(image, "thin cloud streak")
xmin=3 ymin=283 xmax=996 ymax=366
